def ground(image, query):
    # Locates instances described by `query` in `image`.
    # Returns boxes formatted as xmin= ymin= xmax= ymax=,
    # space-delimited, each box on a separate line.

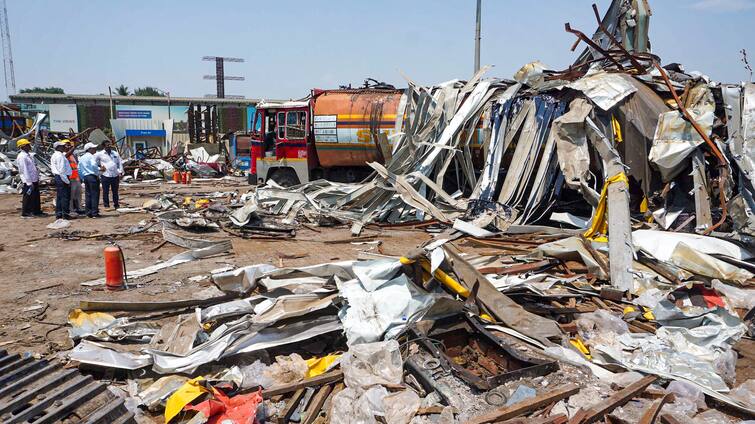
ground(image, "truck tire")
xmin=268 ymin=168 xmax=300 ymax=187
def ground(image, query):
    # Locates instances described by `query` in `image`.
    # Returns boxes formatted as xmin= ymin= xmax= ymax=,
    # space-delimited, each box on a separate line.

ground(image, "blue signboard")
xmin=117 ymin=110 xmax=152 ymax=119
xmin=125 ymin=129 xmax=166 ymax=137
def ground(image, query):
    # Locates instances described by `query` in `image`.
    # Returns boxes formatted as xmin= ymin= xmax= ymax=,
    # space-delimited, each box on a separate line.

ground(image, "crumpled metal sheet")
xmin=737 ymin=83 xmax=755 ymax=188
xmin=649 ymin=84 xmax=715 ymax=181
xmin=471 ymin=84 xmax=522 ymax=202
xmin=632 ymin=229 xmax=753 ymax=262
xmin=669 ymin=242 xmax=754 ymax=283
xmin=148 ymin=316 xmax=266 ymax=374
xmin=534 ymin=236 xmax=608 ymax=280
xmin=252 ymin=292 xmax=337 ymax=324
xmin=338 ymin=272 xmax=437 ymax=345
xmin=565 ymin=70 xmax=637 ymax=111
xmin=70 ymin=340 xmax=152 ymax=370
xmin=228 ymin=315 xmax=342 ymax=356
xmin=212 ymin=264 xmax=278 ymax=294
xmin=590 ymin=298 xmax=747 ymax=394
xmin=229 ymin=196 xmax=259 ymax=227
xmin=443 ymin=246 xmax=563 ymax=346
xmin=68 ymin=309 xmax=159 ymax=342
xmin=199 ymin=298 xmax=257 ymax=323
xmin=552 ymin=98 xmax=593 ymax=190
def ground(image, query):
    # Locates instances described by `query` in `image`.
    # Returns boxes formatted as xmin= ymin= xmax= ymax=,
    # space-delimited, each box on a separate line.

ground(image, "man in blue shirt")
xmin=78 ymin=142 xmax=102 ymax=218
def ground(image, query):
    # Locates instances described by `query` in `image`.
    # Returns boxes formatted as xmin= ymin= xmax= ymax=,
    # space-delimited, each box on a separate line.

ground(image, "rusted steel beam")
xmin=564 ymin=22 xmax=624 ymax=70
xmin=464 ymin=384 xmax=580 ymax=424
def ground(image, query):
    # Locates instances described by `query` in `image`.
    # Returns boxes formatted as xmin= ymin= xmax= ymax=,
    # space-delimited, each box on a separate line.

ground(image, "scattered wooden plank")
xmin=302 ymin=384 xmax=333 ymax=424
xmin=263 ymin=370 xmax=344 ymax=397
xmin=659 ymin=414 xmax=684 ymax=424
xmin=23 ymin=283 xmax=63 ymax=294
xmin=478 ymin=259 xmax=555 ymax=275
xmin=568 ymin=375 xmax=658 ymax=424
xmin=638 ymin=393 xmax=673 ymax=424
xmin=278 ymin=388 xmax=306 ymax=424
xmin=501 ymin=413 xmax=568 ymax=423
xmin=464 ymin=384 xmax=580 ymax=424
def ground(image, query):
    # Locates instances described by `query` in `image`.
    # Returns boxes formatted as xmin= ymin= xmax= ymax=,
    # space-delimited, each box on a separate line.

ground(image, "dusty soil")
xmin=0 ymin=179 xmax=431 ymax=357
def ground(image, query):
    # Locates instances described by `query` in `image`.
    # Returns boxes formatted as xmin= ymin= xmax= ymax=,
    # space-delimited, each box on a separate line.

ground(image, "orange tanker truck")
xmin=249 ymin=83 xmax=405 ymax=186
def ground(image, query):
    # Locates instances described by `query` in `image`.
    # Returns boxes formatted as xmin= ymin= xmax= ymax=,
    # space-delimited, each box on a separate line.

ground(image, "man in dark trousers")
xmin=50 ymin=141 xmax=74 ymax=219
xmin=14 ymin=138 xmax=45 ymax=218
xmin=78 ymin=142 xmax=102 ymax=218
xmin=96 ymin=140 xmax=124 ymax=210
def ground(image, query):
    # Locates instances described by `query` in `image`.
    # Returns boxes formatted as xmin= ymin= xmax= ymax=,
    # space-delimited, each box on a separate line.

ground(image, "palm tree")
xmin=114 ymin=85 xmax=130 ymax=96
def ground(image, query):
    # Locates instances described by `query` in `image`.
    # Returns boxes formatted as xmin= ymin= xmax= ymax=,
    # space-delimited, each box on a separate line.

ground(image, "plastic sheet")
xmin=577 ymin=309 xmax=629 ymax=340
xmin=691 ymin=409 xmax=735 ymax=424
xmin=730 ymin=379 xmax=755 ymax=409
xmin=661 ymin=380 xmax=707 ymax=417
xmin=330 ymin=387 xmax=379 ymax=424
xmin=341 ymin=340 xmax=403 ymax=389
xmin=240 ymin=360 xmax=274 ymax=389
xmin=383 ymin=390 xmax=421 ymax=424
xmin=263 ymin=353 xmax=309 ymax=385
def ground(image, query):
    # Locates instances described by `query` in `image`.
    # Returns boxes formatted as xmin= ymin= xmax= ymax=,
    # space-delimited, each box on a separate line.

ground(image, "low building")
xmin=8 ymin=93 xmax=264 ymax=155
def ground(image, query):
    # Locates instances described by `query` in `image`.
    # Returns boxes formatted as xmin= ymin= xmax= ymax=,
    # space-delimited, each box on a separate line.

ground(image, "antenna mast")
xmin=0 ymin=0 xmax=15 ymax=96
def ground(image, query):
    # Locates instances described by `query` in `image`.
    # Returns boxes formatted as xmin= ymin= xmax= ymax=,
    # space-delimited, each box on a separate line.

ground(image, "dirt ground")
xmin=0 ymin=179 xmax=432 ymax=357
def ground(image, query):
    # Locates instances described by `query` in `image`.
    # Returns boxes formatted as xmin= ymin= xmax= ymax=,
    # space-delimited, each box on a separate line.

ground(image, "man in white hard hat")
xmin=14 ymin=138 xmax=45 ymax=217
xmin=50 ymin=141 xmax=74 ymax=220
xmin=78 ymin=142 xmax=102 ymax=218
xmin=95 ymin=139 xmax=124 ymax=210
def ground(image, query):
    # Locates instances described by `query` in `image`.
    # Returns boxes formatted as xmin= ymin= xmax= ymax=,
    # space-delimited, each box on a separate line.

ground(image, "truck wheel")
xmin=268 ymin=168 xmax=300 ymax=187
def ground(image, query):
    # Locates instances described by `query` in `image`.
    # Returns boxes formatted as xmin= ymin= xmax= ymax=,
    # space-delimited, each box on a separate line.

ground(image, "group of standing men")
xmin=16 ymin=138 xmax=124 ymax=219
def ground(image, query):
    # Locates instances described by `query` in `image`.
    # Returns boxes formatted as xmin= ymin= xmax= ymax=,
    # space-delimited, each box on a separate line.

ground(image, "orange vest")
xmin=67 ymin=154 xmax=79 ymax=180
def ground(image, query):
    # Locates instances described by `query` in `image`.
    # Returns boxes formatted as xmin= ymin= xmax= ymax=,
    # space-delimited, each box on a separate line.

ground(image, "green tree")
xmin=19 ymin=86 xmax=64 ymax=94
xmin=114 ymin=85 xmax=130 ymax=96
xmin=132 ymin=86 xmax=164 ymax=97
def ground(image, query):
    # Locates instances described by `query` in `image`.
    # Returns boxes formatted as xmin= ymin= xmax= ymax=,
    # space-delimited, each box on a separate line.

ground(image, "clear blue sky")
xmin=5 ymin=0 xmax=754 ymax=100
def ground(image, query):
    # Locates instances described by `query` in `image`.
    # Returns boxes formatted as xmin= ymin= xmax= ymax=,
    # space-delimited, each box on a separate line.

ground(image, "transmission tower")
xmin=0 ymin=0 xmax=15 ymax=96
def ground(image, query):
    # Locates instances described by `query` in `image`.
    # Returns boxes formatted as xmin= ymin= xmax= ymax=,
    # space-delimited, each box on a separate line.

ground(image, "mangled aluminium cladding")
xmin=649 ymin=84 xmax=715 ymax=181
xmin=442 ymin=246 xmax=562 ymax=346
xmin=552 ymin=98 xmax=593 ymax=190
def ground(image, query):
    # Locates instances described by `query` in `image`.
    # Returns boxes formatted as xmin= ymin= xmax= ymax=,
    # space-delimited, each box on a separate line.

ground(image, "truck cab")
xmin=249 ymin=100 xmax=313 ymax=186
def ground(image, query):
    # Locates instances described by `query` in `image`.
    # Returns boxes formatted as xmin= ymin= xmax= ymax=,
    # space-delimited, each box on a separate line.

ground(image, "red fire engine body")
xmin=249 ymin=87 xmax=405 ymax=186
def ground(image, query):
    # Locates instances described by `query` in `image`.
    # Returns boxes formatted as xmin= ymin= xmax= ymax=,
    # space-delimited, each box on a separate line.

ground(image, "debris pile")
xmin=4 ymin=1 xmax=755 ymax=423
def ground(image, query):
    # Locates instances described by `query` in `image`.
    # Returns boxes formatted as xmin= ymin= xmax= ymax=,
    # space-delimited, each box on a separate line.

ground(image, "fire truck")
xmin=249 ymin=85 xmax=405 ymax=186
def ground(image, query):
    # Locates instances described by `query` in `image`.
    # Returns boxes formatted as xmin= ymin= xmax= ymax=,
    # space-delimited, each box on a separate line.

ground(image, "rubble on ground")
xmin=1 ymin=1 xmax=754 ymax=423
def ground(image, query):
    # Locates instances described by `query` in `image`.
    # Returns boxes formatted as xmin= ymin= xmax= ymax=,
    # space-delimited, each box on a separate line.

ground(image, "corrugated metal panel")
xmin=0 ymin=350 xmax=135 ymax=423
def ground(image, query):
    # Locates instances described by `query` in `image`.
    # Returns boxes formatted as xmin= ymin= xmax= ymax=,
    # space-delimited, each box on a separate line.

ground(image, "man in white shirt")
xmin=78 ymin=142 xmax=102 ymax=218
xmin=96 ymin=140 xmax=124 ymax=210
xmin=15 ymin=138 xmax=44 ymax=217
xmin=50 ymin=141 xmax=74 ymax=219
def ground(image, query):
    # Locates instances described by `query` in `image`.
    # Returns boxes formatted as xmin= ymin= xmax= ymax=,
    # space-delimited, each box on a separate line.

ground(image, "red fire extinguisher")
xmin=104 ymin=244 xmax=128 ymax=291
xmin=172 ymin=170 xmax=181 ymax=184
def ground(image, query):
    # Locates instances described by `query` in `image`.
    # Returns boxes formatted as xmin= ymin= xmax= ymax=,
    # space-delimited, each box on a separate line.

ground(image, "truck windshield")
xmin=286 ymin=111 xmax=306 ymax=139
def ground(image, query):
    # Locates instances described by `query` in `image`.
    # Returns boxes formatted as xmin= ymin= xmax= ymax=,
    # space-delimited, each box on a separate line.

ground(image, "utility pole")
xmin=0 ymin=0 xmax=15 ymax=97
xmin=474 ymin=0 xmax=481 ymax=74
